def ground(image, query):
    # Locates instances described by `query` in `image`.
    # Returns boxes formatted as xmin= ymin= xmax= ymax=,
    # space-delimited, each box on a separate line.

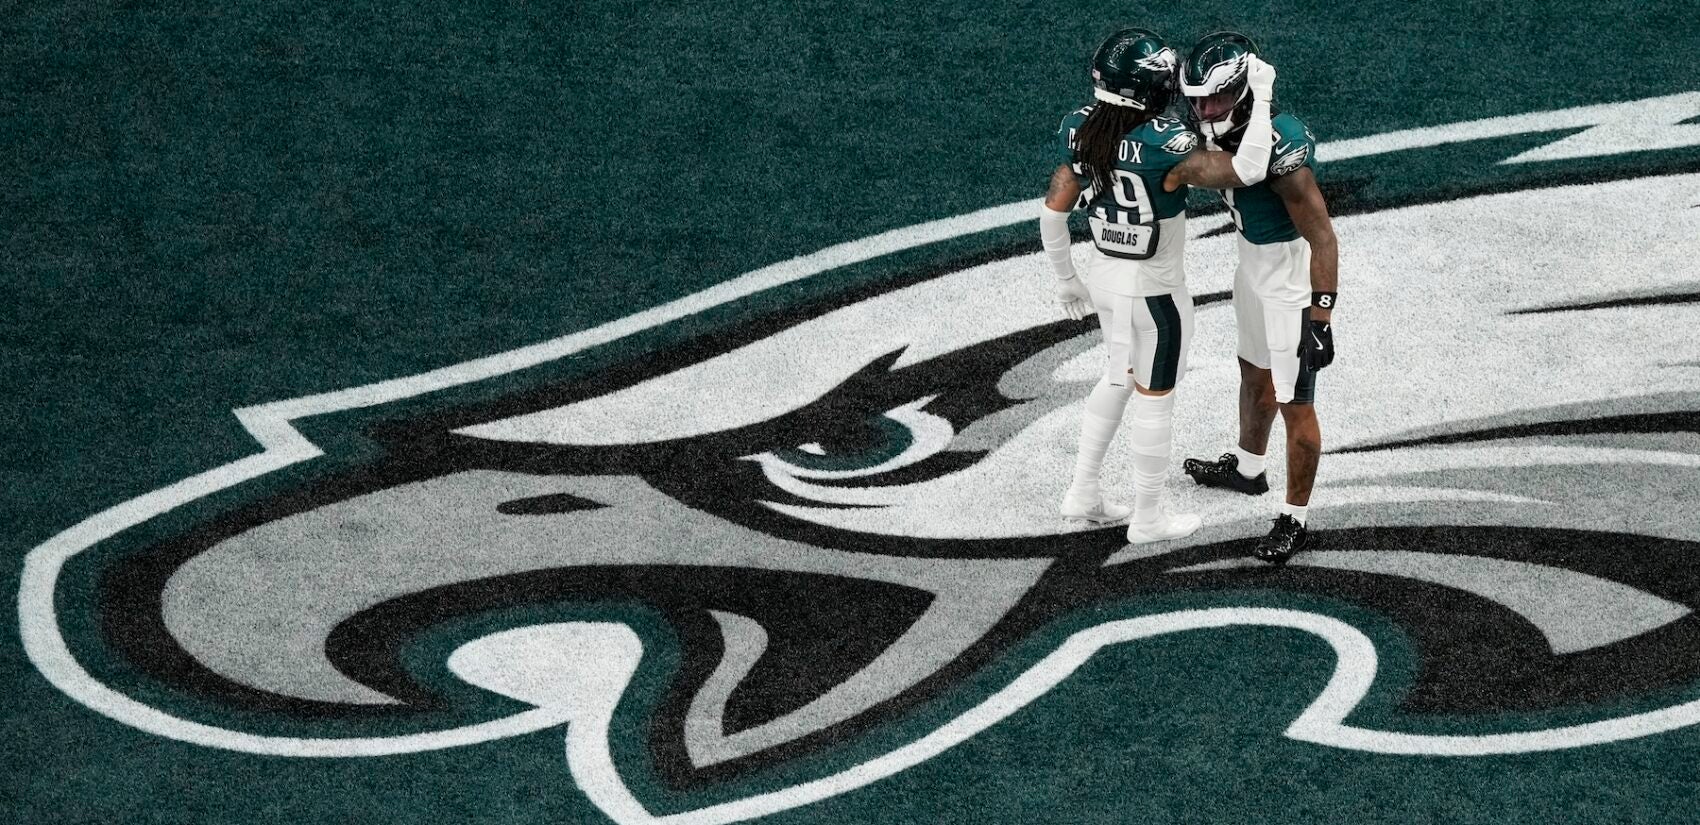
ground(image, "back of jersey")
xmin=1056 ymin=105 xmax=1198 ymax=294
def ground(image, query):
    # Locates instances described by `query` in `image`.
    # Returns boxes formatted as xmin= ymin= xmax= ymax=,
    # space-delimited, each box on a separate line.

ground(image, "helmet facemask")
xmin=1187 ymin=83 xmax=1250 ymax=141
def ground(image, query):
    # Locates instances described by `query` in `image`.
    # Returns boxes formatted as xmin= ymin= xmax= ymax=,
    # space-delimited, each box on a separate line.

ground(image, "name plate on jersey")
xmin=1088 ymin=217 xmax=1159 ymax=260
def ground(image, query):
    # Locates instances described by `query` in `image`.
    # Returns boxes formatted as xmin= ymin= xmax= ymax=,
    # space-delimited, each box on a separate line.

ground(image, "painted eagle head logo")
xmin=21 ymin=93 xmax=1700 ymax=823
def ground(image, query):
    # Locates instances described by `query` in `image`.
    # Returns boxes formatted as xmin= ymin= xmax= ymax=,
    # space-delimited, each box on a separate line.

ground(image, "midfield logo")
xmin=20 ymin=93 xmax=1700 ymax=824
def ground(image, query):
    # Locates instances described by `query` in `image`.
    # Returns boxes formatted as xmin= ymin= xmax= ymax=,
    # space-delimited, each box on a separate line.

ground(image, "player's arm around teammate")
xmin=1041 ymin=29 xmax=1281 ymax=544
xmin=1160 ymin=55 xmax=1279 ymax=192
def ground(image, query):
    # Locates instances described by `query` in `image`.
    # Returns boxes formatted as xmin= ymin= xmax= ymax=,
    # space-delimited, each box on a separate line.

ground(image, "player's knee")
xmin=1240 ymin=368 xmax=1277 ymax=406
xmin=1278 ymin=404 xmax=1321 ymax=449
xmin=1236 ymin=357 xmax=1271 ymax=380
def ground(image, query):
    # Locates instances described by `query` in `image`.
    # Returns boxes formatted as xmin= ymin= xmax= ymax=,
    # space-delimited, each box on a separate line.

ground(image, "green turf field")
xmin=7 ymin=1 xmax=1700 ymax=822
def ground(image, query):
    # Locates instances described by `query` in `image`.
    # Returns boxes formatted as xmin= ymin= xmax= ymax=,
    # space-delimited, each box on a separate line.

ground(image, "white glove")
xmin=1247 ymin=55 xmax=1276 ymax=101
xmin=1055 ymin=276 xmax=1093 ymax=321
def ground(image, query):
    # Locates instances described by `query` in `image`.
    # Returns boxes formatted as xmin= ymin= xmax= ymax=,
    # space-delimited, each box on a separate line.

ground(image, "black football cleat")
xmin=1183 ymin=452 xmax=1270 ymax=495
xmin=1254 ymin=514 xmax=1310 ymax=565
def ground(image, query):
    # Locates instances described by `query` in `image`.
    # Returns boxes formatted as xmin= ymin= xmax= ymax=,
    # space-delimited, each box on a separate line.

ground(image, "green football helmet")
xmin=1181 ymin=31 xmax=1261 ymax=141
xmin=1089 ymin=27 xmax=1178 ymax=112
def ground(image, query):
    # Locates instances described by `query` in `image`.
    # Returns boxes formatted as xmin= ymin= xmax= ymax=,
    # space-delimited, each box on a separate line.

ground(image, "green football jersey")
xmin=1055 ymin=104 xmax=1198 ymax=259
xmin=1217 ymin=112 xmax=1317 ymax=245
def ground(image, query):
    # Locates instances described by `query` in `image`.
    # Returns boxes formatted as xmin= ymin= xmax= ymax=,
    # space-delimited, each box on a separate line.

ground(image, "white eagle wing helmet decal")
xmin=1135 ymin=46 xmax=1177 ymax=74
xmin=1181 ymin=51 xmax=1248 ymax=96
xmin=18 ymin=92 xmax=1700 ymax=825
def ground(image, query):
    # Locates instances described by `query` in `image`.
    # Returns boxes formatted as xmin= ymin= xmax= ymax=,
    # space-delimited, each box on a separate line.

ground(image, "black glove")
xmin=1299 ymin=317 xmax=1334 ymax=371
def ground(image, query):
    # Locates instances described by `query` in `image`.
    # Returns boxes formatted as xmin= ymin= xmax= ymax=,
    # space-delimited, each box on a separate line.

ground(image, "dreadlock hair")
xmin=1073 ymin=102 xmax=1159 ymax=201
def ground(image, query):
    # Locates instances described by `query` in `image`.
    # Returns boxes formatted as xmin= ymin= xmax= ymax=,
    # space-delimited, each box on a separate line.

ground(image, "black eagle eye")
xmin=776 ymin=414 xmax=914 ymax=471
xmin=762 ymin=397 xmax=954 ymax=479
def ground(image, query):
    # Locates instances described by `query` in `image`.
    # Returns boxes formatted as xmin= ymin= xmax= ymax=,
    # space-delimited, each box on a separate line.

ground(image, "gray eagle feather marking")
xmin=162 ymin=471 xmax=1049 ymax=764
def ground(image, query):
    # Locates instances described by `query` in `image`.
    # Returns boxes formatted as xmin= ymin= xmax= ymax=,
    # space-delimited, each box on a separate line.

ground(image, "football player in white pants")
xmin=1169 ymin=32 xmax=1340 ymax=564
xmin=1040 ymin=28 xmax=1279 ymax=544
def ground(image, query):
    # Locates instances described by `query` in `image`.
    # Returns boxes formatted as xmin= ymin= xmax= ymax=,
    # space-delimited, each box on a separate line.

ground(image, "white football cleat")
xmin=1059 ymin=489 xmax=1132 ymax=525
xmin=1126 ymin=506 xmax=1202 ymax=544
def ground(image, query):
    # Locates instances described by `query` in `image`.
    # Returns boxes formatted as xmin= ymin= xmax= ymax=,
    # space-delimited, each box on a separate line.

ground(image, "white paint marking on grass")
xmin=1324 ymin=91 xmax=1700 ymax=164
xmin=550 ymin=606 xmax=1700 ymax=825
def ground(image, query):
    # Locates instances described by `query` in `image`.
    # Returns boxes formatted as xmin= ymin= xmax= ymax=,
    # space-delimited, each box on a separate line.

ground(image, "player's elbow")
xmin=1231 ymin=157 xmax=1267 ymax=187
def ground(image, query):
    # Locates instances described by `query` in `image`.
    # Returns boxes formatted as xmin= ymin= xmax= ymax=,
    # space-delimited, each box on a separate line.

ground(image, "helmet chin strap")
xmin=1191 ymin=84 xmax=1251 ymax=141
xmin=1091 ymin=87 xmax=1147 ymax=110
xmin=1201 ymin=118 xmax=1238 ymax=141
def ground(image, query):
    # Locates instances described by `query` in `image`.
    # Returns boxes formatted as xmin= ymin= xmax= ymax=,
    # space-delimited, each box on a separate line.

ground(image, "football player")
xmin=1043 ymin=27 xmax=1279 ymax=544
xmin=1164 ymin=31 xmax=1339 ymax=564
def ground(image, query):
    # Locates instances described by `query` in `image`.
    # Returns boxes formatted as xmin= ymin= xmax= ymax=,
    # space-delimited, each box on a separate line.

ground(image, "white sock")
xmin=1232 ymin=445 xmax=1266 ymax=478
xmin=1281 ymin=501 xmax=1308 ymax=525
xmin=1126 ymin=391 xmax=1176 ymax=523
xmin=1069 ymin=378 xmax=1133 ymax=499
